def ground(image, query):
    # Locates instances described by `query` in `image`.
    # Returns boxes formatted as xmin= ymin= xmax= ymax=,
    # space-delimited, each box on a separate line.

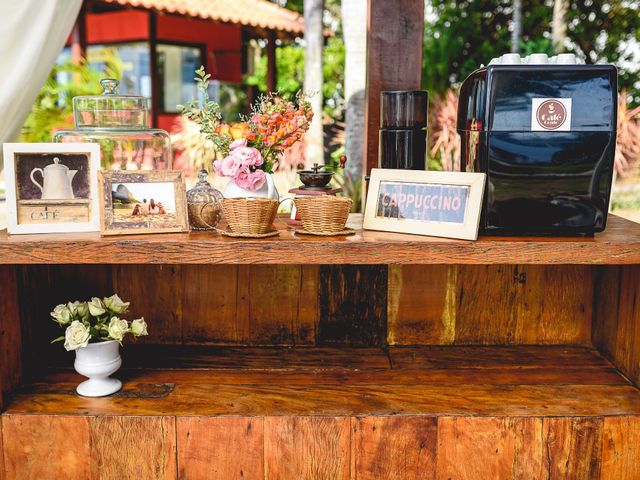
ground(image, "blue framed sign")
xmin=364 ymin=169 xmax=486 ymax=240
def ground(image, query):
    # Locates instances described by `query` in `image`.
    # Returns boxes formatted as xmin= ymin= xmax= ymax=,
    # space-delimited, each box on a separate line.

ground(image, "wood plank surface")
xmin=89 ymin=416 xmax=177 ymax=479
xmin=351 ymin=416 xmax=437 ymax=479
xmin=177 ymin=417 xmax=263 ymax=480
xmin=318 ymin=265 xmax=387 ymax=346
xmin=437 ymin=417 xmax=544 ymax=479
xmin=264 ymin=416 xmax=350 ymax=480
xmin=2 ymin=215 xmax=639 ymax=265
xmin=1 ymin=415 xmax=91 ymax=479
xmin=0 ymin=266 xmax=21 ymax=408
xmin=543 ymin=417 xmax=603 ymax=479
xmin=388 ymin=265 xmax=593 ymax=345
xmin=601 ymin=416 xmax=640 ymax=478
xmin=593 ymin=265 xmax=640 ymax=386
xmin=5 ymin=347 xmax=640 ymax=418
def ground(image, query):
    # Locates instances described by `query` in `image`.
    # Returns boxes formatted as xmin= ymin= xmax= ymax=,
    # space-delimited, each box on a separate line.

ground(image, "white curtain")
xmin=0 ymin=0 xmax=82 ymax=169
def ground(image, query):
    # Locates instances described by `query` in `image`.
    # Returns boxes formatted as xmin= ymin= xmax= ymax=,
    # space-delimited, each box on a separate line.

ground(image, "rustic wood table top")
xmin=1 ymin=214 xmax=639 ymax=264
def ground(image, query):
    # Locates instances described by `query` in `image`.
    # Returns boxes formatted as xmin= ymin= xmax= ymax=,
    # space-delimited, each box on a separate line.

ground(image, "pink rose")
xmin=213 ymin=159 xmax=223 ymax=176
xmin=219 ymin=155 xmax=241 ymax=177
xmin=233 ymin=146 xmax=263 ymax=168
xmin=234 ymin=167 xmax=266 ymax=191
xmin=230 ymin=138 xmax=248 ymax=150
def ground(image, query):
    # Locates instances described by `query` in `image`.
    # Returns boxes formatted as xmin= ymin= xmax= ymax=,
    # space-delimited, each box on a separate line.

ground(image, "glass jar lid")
xmin=187 ymin=169 xmax=223 ymax=204
xmin=73 ymin=79 xmax=149 ymax=129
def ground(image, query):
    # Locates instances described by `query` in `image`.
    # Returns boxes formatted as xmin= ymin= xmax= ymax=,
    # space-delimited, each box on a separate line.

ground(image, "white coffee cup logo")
xmin=531 ymin=98 xmax=572 ymax=132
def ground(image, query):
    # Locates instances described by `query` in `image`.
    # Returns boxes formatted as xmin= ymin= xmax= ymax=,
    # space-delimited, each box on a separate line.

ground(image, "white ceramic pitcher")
xmin=30 ymin=157 xmax=77 ymax=199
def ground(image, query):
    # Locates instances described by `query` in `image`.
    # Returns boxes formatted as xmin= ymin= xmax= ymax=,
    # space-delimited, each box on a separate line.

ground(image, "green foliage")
xmin=20 ymin=54 xmax=122 ymax=143
xmin=423 ymin=0 xmax=640 ymax=102
xmin=178 ymin=66 xmax=231 ymax=155
xmin=244 ymin=37 xmax=345 ymax=120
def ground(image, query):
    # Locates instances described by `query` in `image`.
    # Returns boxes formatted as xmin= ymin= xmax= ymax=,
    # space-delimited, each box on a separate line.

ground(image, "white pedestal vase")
xmin=74 ymin=340 xmax=122 ymax=397
xmin=223 ymin=173 xmax=279 ymax=200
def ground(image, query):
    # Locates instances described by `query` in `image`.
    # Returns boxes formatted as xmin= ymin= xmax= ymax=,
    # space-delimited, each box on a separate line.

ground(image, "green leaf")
xmin=50 ymin=336 xmax=65 ymax=344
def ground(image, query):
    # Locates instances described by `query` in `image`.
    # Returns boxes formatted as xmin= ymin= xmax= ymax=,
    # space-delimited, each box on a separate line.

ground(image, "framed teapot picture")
xmin=3 ymin=143 xmax=101 ymax=234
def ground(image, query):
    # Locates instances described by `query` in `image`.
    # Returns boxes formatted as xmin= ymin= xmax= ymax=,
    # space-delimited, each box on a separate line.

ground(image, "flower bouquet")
xmin=51 ymin=294 xmax=148 ymax=397
xmin=51 ymin=294 xmax=148 ymax=350
xmin=178 ymin=66 xmax=313 ymax=196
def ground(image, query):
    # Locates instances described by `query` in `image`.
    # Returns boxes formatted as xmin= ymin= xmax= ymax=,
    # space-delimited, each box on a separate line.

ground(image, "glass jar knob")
xmin=100 ymin=79 xmax=120 ymax=96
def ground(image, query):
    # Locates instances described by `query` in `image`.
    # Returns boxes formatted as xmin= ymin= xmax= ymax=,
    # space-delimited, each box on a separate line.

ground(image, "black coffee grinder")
xmin=379 ymin=90 xmax=428 ymax=170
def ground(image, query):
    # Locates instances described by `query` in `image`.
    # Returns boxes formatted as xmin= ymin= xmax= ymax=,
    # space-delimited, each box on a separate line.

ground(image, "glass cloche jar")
xmin=186 ymin=169 xmax=223 ymax=230
xmin=54 ymin=79 xmax=171 ymax=170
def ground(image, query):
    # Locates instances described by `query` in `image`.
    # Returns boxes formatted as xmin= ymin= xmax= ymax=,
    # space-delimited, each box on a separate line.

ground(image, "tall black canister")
xmin=379 ymin=90 xmax=428 ymax=170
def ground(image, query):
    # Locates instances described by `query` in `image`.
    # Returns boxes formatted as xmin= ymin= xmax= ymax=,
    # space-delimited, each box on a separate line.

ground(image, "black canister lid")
xmin=380 ymin=90 xmax=428 ymax=129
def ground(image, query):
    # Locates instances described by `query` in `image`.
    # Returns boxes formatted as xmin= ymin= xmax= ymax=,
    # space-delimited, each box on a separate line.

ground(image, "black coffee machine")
xmin=457 ymin=53 xmax=617 ymax=235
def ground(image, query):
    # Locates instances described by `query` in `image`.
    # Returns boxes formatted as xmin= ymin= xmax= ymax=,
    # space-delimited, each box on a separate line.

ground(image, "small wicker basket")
xmin=294 ymin=195 xmax=352 ymax=234
xmin=220 ymin=197 xmax=279 ymax=236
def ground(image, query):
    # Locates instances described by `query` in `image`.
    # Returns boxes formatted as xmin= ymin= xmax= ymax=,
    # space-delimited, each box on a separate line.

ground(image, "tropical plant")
xmin=20 ymin=55 xmax=122 ymax=143
xmin=429 ymin=90 xmax=461 ymax=172
xmin=615 ymin=91 xmax=640 ymax=175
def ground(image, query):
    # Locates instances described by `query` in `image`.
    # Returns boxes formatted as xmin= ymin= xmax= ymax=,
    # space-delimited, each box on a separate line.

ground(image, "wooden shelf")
xmin=1 ymin=214 xmax=639 ymax=265
xmin=5 ymin=346 xmax=640 ymax=417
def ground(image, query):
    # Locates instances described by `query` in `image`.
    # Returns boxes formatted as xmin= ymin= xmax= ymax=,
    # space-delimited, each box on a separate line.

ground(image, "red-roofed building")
xmin=67 ymin=0 xmax=304 ymax=132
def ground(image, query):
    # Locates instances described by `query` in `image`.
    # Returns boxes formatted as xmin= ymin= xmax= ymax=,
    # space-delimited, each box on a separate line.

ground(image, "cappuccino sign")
xmin=364 ymin=169 xmax=486 ymax=240
xmin=531 ymin=98 xmax=572 ymax=131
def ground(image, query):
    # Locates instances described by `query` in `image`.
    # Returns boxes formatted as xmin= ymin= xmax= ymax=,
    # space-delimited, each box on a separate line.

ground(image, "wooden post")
xmin=148 ymin=11 xmax=159 ymax=128
xmin=266 ymin=31 xmax=277 ymax=93
xmin=70 ymin=2 xmax=87 ymax=65
xmin=363 ymin=0 xmax=425 ymax=175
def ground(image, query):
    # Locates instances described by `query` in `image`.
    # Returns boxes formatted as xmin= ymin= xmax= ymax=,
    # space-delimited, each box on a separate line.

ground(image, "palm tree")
xmin=552 ymin=0 xmax=568 ymax=53
xmin=341 ymin=0 xmax=367 ymax=180
xmin=303 ymin=0 xmax=325 ymax=166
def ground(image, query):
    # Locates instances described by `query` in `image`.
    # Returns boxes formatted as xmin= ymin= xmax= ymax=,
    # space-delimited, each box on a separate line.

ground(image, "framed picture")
xmin=3 ymin=143 xmax=101 ymax=234
xmin=100 ymin=170 xmax=189 ymax=235
xmin=363 ymin=168 xmax=486 ymax=240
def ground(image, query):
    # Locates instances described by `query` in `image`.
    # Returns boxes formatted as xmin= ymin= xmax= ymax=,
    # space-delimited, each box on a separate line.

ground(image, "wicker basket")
xmin=294 ymin=195 xmax=352 ymax=234
xmin=221 ymin=197 xmax=278 ymax=235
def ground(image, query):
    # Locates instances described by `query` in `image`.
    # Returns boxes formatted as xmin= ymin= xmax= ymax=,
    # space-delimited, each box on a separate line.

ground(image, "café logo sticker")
xmin=531 ymin=98 xmax=572 ymax=132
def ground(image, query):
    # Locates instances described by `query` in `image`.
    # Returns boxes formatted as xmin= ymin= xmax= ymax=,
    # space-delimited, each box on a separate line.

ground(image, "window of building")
xmin=87 ymin=43 xmax=151 ymax=98
xmin=156 ymin=43 xmax=203 ymax=113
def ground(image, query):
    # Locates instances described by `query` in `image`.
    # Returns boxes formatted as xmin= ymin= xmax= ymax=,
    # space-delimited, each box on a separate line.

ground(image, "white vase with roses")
xmin=179 ymin=67 xmax=312 ymax=201
xmin=51 ymin=294 xmax=148 ymax=397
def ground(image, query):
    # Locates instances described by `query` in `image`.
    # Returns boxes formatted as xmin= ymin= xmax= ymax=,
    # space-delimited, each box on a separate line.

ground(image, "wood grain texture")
xmin=264 ymin=416 xmax=350 ymax=480
xmin=388 ymin=264 xmax=593 ymax=345
xmin=177 ymin=417 xmax=263 ymax=480
xmin=89 ymin=416 xmax=176 ymax=479
xmin=351 ymin=416 xmax=436 ymax=479
xmin=436 ymin=417 xmax=544 ymax=479
xmin=2 ymin=215 xmax=640 ymax=265
xmin=542 ymin=417 xmax=603 ymax=479
xmin=6 ymin=347 xmax=640 ymax=418
xmin=0 ymin=266 xmax=21 ymax=408
xmin=601 ymin=416 xmax=640 ymax=479
xmin=318 ymin=265 xmax=387 ymax=346
xmin=364 ymin=0 xmax=425 ymax=174
xmin=1 ymin=415 xmax=91 ymax=479
xmin=593 ymin=265 xmax=640 ymax=386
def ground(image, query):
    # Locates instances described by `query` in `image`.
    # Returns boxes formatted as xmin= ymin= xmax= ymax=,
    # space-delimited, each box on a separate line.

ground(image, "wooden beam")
xmin=266 ymin=30 xmax=277 ymax=93
xmin=70 ymin=3 xmax=87 ymax=65
xmin=148 ymin=11 xmax=159 ymax=128
xmin=363 ymin=0 xmax=425 ymax=175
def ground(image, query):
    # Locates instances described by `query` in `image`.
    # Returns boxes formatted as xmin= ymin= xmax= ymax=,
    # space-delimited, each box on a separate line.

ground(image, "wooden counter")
xmin=1 ymin=214 xmax=639 ymax=264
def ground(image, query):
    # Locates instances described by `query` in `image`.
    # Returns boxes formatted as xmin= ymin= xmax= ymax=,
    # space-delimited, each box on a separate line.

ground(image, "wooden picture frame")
xmin=99 ymin=170 xmax=189 ymax=236
xmin=3 ymin=142 xmax=101 ymax=235
xmin=363 ymin=168 xmax=486 ymax=240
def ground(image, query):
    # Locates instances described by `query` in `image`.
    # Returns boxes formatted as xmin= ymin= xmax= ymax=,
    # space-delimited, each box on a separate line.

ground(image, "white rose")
xmin=88 ymin=297 xmax=106 ymax=317
xmin=51 ymin=304 xmax=72 ymax=325
xmin=64 ymin=320 xmax=91 ymax=351
xmin=103 ymin=294 xmax=130 ymax=314
xmin=67 ymin=301 xmax=90 ymax=321
xmin=107 ymin=317 xmax=129 ymax=342
xmin=130 ymin=318 xmax=148 ymax=337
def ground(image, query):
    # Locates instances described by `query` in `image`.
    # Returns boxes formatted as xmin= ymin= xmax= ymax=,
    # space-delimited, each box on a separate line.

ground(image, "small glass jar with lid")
xmin=186 ymin=169 xmax=223 ymax=230
xmin=54 ymin=79 xmax=171 ymax=170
